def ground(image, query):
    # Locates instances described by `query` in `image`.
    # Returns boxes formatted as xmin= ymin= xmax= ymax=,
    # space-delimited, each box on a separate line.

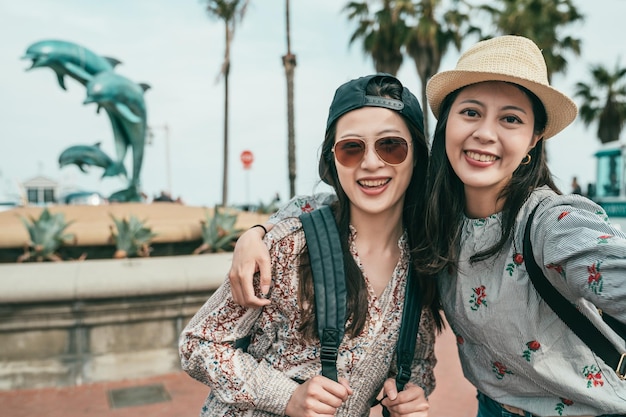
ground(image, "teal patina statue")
xmin=22 ymin=39 xmax=121 ymax=89
xmin=23 ymin=39 xmax=149 ymax=202
xmin=84 ymin=72 xmax=150 ymax=202
xmin=58 ymin=142 xmax=127 ymax=178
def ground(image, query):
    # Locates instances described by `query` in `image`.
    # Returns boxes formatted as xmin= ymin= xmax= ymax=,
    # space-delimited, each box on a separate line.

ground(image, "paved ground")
xmin=0 ymin=323 xmax=477 ymax=417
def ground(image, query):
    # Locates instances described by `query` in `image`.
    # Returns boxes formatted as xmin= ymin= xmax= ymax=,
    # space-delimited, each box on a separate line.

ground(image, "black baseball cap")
xmin=326 ymin=73 xmax=424 ymax=134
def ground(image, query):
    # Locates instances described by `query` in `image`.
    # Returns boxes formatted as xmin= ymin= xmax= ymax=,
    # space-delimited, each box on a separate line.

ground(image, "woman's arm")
xmin=180 ymin=278 xmax=299 ymax=414
xmin=228 ymin=223 xmax=274 ymax=307
xmin=228 ymin=192 xmax=337 ymax=307
xmin=533 ymin=199 xmax=626 ymax=325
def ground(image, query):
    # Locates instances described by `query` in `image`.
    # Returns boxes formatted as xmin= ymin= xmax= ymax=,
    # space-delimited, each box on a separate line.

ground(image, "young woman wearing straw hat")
xmin=415 ymin=35 xmax=626 ymax=416
xmin=226 ymin=36 xmax=626 ymax=416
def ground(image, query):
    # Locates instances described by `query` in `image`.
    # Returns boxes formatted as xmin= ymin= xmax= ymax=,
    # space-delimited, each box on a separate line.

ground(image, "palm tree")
xmin=344 ymin=0 xmax=413 ymax=75
xmin=575 ymin=62 xmax=626 ymax=144
xmin=478 ymin=0 xmax=583 ymax=82
xmin=404 ymin=0 xmax=479 ymax=136
xmin=344 ymin=1 xmax=478 ymax=136
xmin=204 ymin=0 xmax=250 ymax=207
xmin=282 ymin=0 xmax=297 ymax=198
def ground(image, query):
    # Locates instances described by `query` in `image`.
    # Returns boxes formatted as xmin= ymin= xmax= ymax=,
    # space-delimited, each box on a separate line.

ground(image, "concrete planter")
xmin=0 ymin=253 xmax=233 ymax=390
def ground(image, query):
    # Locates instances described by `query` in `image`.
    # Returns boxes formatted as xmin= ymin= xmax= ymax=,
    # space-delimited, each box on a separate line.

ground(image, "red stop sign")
xmin=240 ymin=150 xmax=254 ymax=169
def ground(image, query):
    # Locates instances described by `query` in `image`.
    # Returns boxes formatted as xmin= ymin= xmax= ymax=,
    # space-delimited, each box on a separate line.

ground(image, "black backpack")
xmin=236 ymin=206 xmax=423 ymax=413
xmin=300 ymin=207 xmax=422 ymax=406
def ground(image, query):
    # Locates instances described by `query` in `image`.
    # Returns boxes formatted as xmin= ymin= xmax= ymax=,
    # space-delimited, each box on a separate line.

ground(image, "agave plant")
xmin=18 ymin=208 xmax=75 ymax=262
xmin=255 ymin=196 xmax=280 ymax=215
xmin=194 ymin=206 xmax=243 ymax=254
xmin=109 ymin=215 xmax=157 ymax=258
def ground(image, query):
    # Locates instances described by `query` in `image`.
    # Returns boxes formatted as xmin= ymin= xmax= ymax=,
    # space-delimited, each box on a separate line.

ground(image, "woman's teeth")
xmin=465 ymin=151 xmax=497 ymax=162
xmin=358 ymin=179 xmax=390 ymax=188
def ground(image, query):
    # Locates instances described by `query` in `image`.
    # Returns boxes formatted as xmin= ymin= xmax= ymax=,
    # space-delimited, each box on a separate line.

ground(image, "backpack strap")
xmin=300 ymin=206 xmax=346 ymax=382
xmin=394 ymin=266 xmax=421 ymax=391
xmin=378 ymin=266 xmax=422 ymax=417
xmin=523 ymin=204 xmax=626 ymax=380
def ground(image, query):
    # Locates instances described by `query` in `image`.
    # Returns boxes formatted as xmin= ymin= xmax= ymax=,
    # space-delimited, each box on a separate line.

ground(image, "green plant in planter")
xmin=109 ymin=215 xmax=157 ymax=258
xmin=194 ymin=206 xmax=243 ymax=254
xmin=18 ymin=208 xmax=75 ymax=262
xmin=255 ymin=199 xmax=278 ymax=215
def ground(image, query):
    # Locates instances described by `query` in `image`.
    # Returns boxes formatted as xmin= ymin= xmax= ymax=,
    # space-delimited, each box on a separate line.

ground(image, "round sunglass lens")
xmin=335 ymin=140 xmax=365 ymax=167
xmin=375 ymin=138 xmax=408 ymax=164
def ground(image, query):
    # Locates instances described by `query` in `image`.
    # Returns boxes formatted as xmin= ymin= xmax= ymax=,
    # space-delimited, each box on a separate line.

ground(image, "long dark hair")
xmin=297 ymin=75 xmax=440 ymax=340
xmin=413 ymin=82 xmax=561 ymax=275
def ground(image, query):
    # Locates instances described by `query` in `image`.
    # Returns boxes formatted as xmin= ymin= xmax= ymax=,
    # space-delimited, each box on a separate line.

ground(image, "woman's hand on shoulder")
xmin=228 ymin=224 xmax=273 ymax=307
xmin=381 ymin=379 xmax=430 ymax=417
xmin=285 ymin=376 xmax=352 ymax=417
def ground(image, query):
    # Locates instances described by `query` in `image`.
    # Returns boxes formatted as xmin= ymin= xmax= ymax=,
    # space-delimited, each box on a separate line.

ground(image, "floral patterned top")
xmin=180 ymin=216 xmax=437 ymax=417
xmin=439 ymin=186 xmax=626 ymax=416
xmin=268 ymin=188 xmax=626 ymax=415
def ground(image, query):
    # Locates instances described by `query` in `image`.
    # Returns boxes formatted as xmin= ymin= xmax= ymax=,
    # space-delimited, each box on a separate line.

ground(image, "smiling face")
xmin=445 ymin=81 xmax=542 ymax=216
xmin=334 ymin=106 xmax=414 ymax=219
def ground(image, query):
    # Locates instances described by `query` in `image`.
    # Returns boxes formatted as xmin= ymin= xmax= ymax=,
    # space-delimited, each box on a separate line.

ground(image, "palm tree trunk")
xmin=420 ymin=86 xmax=429 ymax=139
xmin=221 ymin=23 xmax=231 ymax=207
xmin=222 ymin=68 xmax=229 ymax=206
xmin=283 ymin=0 xmax=297 ymax=198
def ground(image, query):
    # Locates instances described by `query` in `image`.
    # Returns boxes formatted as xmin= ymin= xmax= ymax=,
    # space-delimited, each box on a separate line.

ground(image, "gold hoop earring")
xmin=521 ymin=154 xmax=532 ymax=165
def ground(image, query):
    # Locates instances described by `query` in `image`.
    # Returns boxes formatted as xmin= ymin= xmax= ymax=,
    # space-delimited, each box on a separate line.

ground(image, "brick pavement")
xmin=0 ymin=323 xmax=477 ymax=417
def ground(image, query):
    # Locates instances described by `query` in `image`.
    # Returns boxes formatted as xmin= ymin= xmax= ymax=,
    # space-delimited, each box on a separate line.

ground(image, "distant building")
xmin=23 ymin=175 xmax=58 ymax=205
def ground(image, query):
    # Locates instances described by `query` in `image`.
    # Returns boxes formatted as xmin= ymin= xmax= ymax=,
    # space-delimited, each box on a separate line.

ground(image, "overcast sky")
xmin=1 ymin=1 xmax=624 ymax=207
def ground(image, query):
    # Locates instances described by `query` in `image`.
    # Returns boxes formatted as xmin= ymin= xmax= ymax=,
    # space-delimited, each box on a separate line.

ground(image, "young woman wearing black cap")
xmin=180 ymin=74 xmax=439 ymax=417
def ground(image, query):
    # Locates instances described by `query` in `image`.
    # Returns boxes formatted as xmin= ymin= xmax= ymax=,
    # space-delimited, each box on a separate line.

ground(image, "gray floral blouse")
xmin=440 ymin=186 xmax=626 ymax=415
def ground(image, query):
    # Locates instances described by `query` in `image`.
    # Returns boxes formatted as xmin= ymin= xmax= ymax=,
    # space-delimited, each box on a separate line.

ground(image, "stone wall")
xmin=0 ymin=253 xmax=232 ymax=390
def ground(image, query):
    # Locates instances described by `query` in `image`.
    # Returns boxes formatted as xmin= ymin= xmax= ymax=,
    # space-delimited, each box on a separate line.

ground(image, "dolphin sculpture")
xmin=22 ymin=39 xmax=121 ymax=90
xmin=83 ymin=72 xmax=150 ymax=202
xmin=59 ymin=142 xmax=127 ymax=178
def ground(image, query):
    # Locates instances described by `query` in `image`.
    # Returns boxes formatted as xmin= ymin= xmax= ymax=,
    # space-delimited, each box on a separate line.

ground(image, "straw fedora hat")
xmin=426 ymin=35 xmax=578 ymax=140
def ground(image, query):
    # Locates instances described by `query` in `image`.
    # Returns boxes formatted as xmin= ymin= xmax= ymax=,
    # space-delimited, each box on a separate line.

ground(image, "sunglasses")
xmin=332 ymin=137 xmax=410 ymax=167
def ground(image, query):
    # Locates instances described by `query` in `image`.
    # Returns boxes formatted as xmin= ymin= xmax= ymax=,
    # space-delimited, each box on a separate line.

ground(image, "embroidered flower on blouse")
xmin=597 ymin=234 xmax=613 ymax=244
xmin=469 ymin=285 xmax=487 ymax=311
xmin=595 ymin=209 xmax=609 ymax=223
xmin=582 ymin=364 xmax=604 ymax=388
xmin=546 ymin=263 xmax=565 ymax=278
xmin=522 ymin=340 xmax=541 ymax=361
xmin=472 ymin=214 xmax=497 ymax=227
xmin=492 ymin=361 xmax=513 ymax=380
xmin=586 ymin=261 xmax=604 ymax=295
xmin=473 ymin=218 xmax=487 ymax=227
xmin=299 ymin=202 xmax=313 ymax=213
xmin=557 ymin=211 xmax=570 ymax=220
xmin=555 ymin=398 xmax=574 ymax=416
xmin=506 ymin=253 xmax=524 ymax=276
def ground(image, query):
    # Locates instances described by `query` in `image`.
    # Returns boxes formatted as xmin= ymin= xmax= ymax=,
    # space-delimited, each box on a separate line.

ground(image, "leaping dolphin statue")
xmin=22 ymin=39 xmax=121 ymax=90
xmin=59 ymin=142 xmax=127 ymax=178
xmin=83 ymin=72 xmax=150 ymax=202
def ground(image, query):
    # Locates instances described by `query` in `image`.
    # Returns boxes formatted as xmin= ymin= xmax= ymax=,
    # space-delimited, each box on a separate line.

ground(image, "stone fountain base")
xmin=0 ymin=203 xmax=269 ymax=390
